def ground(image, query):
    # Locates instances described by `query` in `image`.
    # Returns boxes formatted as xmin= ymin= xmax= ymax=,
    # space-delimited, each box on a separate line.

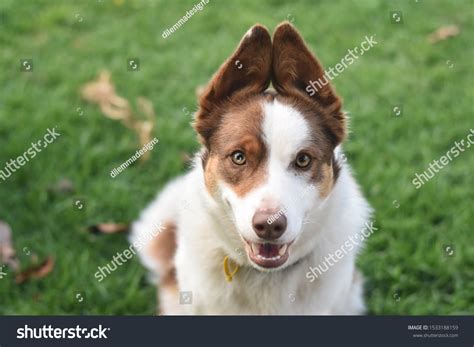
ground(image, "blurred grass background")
xmin=0 ymin=0 xmax=472 ymax=314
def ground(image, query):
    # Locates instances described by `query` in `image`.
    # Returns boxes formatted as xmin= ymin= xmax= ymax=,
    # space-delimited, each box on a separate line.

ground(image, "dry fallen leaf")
xmin=81 ymin=71 xmax=132 ymax=123
xmin=88 ymin=223 xmax=130 ymax=235
xmin=81 ymin=71 xmax=156 ymax=162
xmin=428 ymin=25 xmax=460 ymax=44
xmin=47 ymin=178 xmax=75 ymax=194
xmin=135 ymin=96 xmax=156 ymax=160
xmin=137 ymin=97 xmax=155 ymax=120
xmin=15 ymin=256 xmax=54 ymax=284
xmin=0 ymin=221 xmax=19 ymax=271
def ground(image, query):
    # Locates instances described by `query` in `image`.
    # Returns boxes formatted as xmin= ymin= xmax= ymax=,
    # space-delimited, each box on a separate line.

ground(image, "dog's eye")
xmin=231 ymin=151 xmax=246 ymax=165
xmin=295 ymin=153 xmax=312 ymax=169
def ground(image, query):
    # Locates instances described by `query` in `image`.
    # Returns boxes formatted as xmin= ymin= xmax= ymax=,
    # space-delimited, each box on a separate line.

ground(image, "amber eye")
xmin=295 ymin=153 xmax=312 ymax=169
xmin=231 ymin=151 xmax=246 ymax=165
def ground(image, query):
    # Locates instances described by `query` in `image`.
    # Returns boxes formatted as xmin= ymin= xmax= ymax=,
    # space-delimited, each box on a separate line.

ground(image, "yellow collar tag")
xmin=223 ymin=256 xmax=240 ymax=282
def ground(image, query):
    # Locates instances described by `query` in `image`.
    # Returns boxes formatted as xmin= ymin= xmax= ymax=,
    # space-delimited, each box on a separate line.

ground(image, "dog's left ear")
xmin=272 ymin=22 xmax=346 ymax=146
xmin=195 ymin=24 xmax=272 ymax=145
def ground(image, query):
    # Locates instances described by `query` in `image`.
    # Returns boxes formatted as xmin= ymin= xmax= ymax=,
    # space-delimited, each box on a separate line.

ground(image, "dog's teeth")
xmin=251 ymin=243 xmax=259 ymax=255
xmin=278 ymin=244 xmax=288 ymax=256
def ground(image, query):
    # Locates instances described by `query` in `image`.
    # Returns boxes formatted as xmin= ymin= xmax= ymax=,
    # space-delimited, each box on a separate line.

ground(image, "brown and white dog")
xmin=130 ymin=22 xmax=371 ymax=315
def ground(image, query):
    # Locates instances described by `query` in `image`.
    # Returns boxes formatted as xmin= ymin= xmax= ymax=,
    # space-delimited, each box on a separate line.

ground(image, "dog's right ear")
xmin=272 ymin=22 xmax=345 ymax=146
xmin=194 ymin=25 xmax=272 ymax=145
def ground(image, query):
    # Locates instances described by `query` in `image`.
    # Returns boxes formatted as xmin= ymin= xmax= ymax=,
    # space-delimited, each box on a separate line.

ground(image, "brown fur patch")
xmin=204 ymin=96 xmax=268 ymax=197
xmin=146 ymin=221 xmax=179 ymax=315
xmin=317 ymin=163 xmax=334 ymax=198
xmin=160 ymin=267 xmax=178 ymax=292
xmin=148 ymin=221 xmax=176 ymax=268
xmin=147 ymin=220 xmax=177 ymax=290
xmin=194 ymin=24 xmax=272 ymax=146
xmin=203 ymin=154 xmax=219 ymax=195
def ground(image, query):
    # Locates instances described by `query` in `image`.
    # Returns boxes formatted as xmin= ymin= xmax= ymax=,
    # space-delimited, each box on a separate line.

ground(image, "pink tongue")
xmin=259 ymin=243 xmax=279 ymax=257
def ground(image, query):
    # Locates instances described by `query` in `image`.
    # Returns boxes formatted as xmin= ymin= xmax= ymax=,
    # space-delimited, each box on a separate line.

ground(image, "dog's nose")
xmin=252 ymin=209 xmax=287 ymax=240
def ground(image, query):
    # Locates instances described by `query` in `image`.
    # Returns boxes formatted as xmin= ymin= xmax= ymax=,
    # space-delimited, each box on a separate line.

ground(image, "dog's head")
xmin=194 ymin=23 xmax=346 ymax=271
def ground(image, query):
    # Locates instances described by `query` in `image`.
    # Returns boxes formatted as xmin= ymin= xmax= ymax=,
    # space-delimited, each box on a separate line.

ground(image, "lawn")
xmin=0 ymin=0 xmax=472 ymax=315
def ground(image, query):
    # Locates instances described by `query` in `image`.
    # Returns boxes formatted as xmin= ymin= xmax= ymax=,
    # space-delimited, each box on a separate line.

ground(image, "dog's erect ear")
xmin=195 ymin=24 xmax=272 ymax=145
xmin=272 ymin=22 xmax=345 ymax=145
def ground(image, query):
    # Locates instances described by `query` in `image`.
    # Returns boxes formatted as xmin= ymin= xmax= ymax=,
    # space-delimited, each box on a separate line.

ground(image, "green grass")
xmin=0 ymin=0 xmax=472 ymax=315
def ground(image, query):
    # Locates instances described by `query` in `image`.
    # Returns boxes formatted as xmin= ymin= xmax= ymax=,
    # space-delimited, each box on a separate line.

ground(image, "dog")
xmin=130 ymin=22 xmax=372 ymax=315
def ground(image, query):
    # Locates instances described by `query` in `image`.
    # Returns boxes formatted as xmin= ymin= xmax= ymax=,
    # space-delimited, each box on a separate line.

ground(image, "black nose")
xmin=252 ymin=209 xmax=287 ymax=240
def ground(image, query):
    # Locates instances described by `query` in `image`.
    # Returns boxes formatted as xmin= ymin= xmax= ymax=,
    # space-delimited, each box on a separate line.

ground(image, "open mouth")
xmin=243 ymin=239 xmax=292 ymax=268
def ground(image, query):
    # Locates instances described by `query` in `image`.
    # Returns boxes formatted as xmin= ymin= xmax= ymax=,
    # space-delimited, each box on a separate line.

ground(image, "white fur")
xmin=220 ymin=101 xmax=314 ymax=252
xmin=131 ymin=99 xmax=371 ymax=315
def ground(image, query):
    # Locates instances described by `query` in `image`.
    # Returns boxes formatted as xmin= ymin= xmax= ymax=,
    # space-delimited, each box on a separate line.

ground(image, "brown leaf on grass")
xmin=88 ymin=223 xmax=130 ymax=235
xmin=81 ymin=71 xmax=133 ymax=123
xmin=137 ymin=97 xmax=155 ymax=120
xmin=0 ymin=221 xmax=19 ymax=271
xmin=428 ymin=25 xmax=460 ymax=44
xmin=47 ymin=178 xmax=75 ymax=194
xmin=80 ymin=71 xmax=156 ymax=162
xmin=15 ymin=256 xmax=54 ymax=284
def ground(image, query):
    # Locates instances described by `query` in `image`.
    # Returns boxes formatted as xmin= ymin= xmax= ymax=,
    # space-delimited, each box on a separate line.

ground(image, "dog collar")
xmin=223 ymin=256 xmax=240 ymax=282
